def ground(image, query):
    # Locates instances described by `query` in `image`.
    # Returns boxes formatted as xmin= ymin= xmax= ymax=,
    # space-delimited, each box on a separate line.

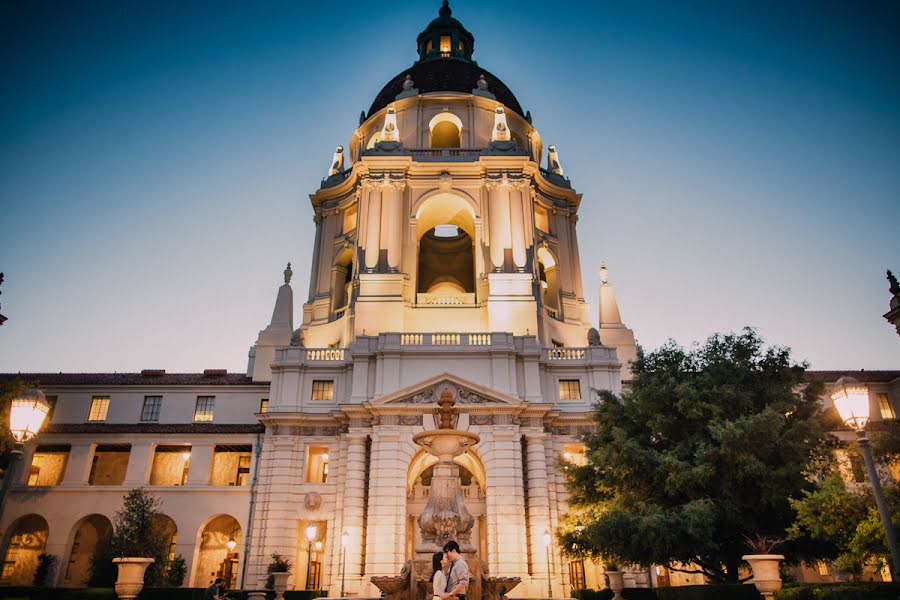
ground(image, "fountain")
xmin=370 ymin=387 xmax=520 ymax=600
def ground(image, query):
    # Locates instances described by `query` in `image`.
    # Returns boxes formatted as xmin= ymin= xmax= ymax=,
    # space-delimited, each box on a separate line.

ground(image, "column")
xmin=61 ymin=442 xmax=93 ymax=486
xmin=525 ymin=432 xmax=554 ymax=592
xmin=122 ymin=442 xmax=154 ymax=487
xmin=364 ymin=184 xmax=382 ymax=271
xmin=484 ymin=427 xmax=529 ymax=577
xmin=487 ymin=181 xmax=510 ymax=270
xmin=363 ymin=426 xmax=409 ymax=576
xmin=184 ymin=441 xmax=214 ymax=486
xmin=509 ymin=183 xmax=527 ymax=270
xmin=383 ymin=181 xmax=405 ymax=271
xmin=342 ymin=432 xmax=368 ymax=588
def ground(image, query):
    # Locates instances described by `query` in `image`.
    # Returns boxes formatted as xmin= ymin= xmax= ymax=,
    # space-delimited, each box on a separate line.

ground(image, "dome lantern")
xmin=416 ymin=1 xmax=475 ymax=63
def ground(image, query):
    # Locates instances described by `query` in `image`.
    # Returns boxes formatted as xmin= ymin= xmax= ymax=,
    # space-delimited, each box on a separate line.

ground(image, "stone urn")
xmin=112 ymin=557 xmax=155 ymax=600
xmin=742 ymin=554 xmax=784 ymax=600
xmin=605 ymin=570 xmax=625 ymax=600
xmin=271 ymin=571 xmax=291 ymax=600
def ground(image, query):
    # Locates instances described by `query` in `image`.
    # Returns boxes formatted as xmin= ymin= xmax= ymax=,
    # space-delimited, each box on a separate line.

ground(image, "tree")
xmin=560 ymin=328 xmax=831 ymax=583
xmin=104 ymin=488 xmax=171 ymax=587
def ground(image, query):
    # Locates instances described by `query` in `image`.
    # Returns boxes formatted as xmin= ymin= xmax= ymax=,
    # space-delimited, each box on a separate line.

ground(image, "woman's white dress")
xmin=432 ymin=570 xmax=448 ymax=600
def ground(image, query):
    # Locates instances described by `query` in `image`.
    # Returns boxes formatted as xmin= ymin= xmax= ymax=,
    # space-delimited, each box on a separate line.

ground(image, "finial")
xmin=525 ymin=110 xmax=532 ymax=124
xmin=328 ymin=145 xmax=345 ymax=176
xmin=439 ymin=0 xmax=452 ymax=17
xmin=284 ymin=262 xmax=293 ymax=285
xmin=380 ymin=105 xmax=400 ymax=142
xmin=547 ymin=145 xmax=565 ymax=176
xmin=889 ymin=270 xmax=900 ymax=297
xmin=490 ymin=106 xmax=510 ymax=142
xmin=599 ymin=261 xmax=609 ymax=284
xmin=359 ymin=111 xmax=366 ymax=126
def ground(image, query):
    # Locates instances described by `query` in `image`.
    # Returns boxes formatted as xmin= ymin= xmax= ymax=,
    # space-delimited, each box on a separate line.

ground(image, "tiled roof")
xmin=43 ymin=423 xmax=264 ymax=434
xmin=804 ymin=370 xmax=900 ymax=383
xmin=0 ymin=372 xmax=261 ymax=386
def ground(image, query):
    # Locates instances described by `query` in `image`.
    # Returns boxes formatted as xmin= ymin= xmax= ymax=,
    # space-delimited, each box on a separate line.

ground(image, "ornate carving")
xmin=399 ymin=415 xmax=423 ymax=426
xmin=304 ymin=491 xmax=322 ymax=511
xmin=386 ymin=386 xmax=435 ymax=404
xmin=457 ymin=387 xmax=503 ymax=404
xmin=588 ymin=327 xmax=602 ymax=346
xmin=470 ymin=414 xmax=494 ymax=426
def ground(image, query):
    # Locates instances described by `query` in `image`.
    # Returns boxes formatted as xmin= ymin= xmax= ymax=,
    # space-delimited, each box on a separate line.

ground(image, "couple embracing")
xmin=431 ymin=540 xmax=469 ymax=600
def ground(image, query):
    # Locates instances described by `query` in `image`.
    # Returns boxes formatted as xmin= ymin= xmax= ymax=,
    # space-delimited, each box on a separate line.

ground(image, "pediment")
xmin=372 ymin=372 xmax=520 ymax=406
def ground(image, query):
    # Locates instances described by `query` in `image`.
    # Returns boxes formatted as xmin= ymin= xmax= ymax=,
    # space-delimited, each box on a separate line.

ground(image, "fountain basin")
xmin=413 ymin=429 xmax=480 ymax=460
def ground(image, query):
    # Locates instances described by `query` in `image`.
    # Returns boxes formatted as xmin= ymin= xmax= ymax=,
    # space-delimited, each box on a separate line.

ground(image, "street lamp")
xmin=305 ymin=523 xmax=317 ymax=590
xmin=574 ymin=520 xmax=586 ymax=589
xmin=543 ymin=528 xmax=553 ymax=598
xmin=341 ymin=529 xmax=350 ymax=598
xmin=832 ymin=376 xmax=900 ymax=580
xmin=1 ymin=388 xmax=50 ymax=515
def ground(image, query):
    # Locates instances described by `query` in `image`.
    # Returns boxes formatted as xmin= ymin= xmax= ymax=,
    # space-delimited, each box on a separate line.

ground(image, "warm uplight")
xmin=341 ymin=530 xmax=350 ymax=548
xmin=542 ymin=529 xmax=552 ymax=547
xmin=306 ymin=523 xmax=318 ymax=542
xmin=832 ymin=376 xmax=870 ymax=430
xmin=9 ymin=388 xmax=50 ymax=443
xmin=226 ymin=537 xmax=237 ymax=552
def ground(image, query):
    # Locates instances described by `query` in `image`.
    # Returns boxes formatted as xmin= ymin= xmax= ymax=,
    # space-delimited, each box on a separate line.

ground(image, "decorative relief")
xmin=399 ymin=415 xmax=423 ymax=426
xmin=304 ymin=492 xmax=322 ymax=511
xmin=384 ymin=383 xmax=504 ymax=405
xmin=470 ymin=415 xmax=494 ymax=426
xmin=457 ymin=388 xmax=503 ymax=404
xmin=271 ymin=424 xmax=340 ymax=436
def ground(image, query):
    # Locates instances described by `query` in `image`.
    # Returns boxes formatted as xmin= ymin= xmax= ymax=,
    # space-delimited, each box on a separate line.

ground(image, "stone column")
xmin=123 ymin=442 xmax=154 ymax=487
xmin=483 ymin=426 xmax=529 ymax=577
xmin=61 ymin=442 xmax=93 ymax=486
xmin=342 ymin=432 xmax=369 ymax=588
xmin=364 ymin=183 xmax=382 ymax=271
xmin=184 ymin=441 xmax=215 ymax=487
xmin=509 ymin=183 xmax=527 ymax=270
xmin=363 ymin=424 xmax=410 ymax=577
xmin=382 ymin=181 xmax=405 ymax=271
xmin=524 ymin=432 xmax=553 ymax=591
xmin=487 ymin=180 xmax=511 ymax=270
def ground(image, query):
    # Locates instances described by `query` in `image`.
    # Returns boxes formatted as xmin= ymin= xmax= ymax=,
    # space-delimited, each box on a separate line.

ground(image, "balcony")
xmin=408 ymin=148 xmax=484 ymax=162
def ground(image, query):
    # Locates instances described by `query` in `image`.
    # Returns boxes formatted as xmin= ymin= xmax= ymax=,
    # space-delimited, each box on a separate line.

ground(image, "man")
xmin=204 ymin=577 xmax=228 ymax=600
xmin=440 ymin=540 xmax=469 ymax=600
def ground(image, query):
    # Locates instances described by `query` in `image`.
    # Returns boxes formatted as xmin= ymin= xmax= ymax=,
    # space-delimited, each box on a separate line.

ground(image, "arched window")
xmin=429 ymin=113 xmax=463 ymax=148
xmin=537 ymin=246 xmax=560 ymax=316
xmin=331 ymin=247 xmax=354 ymax=316
xmin=415 ymin=193 xmax=477 ymax=304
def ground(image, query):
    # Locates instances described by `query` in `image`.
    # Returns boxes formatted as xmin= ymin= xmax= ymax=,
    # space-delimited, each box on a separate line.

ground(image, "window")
xmin=559 ymin=379 xmax=582 ymax=401
xmin=306 ymin=446 xmax=330 ymax=483
xmin=259 ymin=399 xmax=269 ymax=414
xmin=28 ymin=445 xmax=70 ymax=486
xmin=879 ymin=394 xmax=895 ymax=420
xmin=342 ymin=206 xmax=357 ymax=234
xmin=569 ymin=560 xmax=585 ymax=589
xmin=141 ymin=396 xmax=162 ymax=422
xmin=210 ymin=445 xmax=253 ymax=486
xmin=439 ymin=35 xmax=451 ymax=54
xmin=88 ymin=444 xmax=130 ymax=486
xmin=193 ymin=396 xmax=215 ymax=422
xmin=87 ymin=396 xmax=110 ymax=422
xmin=311 ymin=381 xmax=334 ymax=402
xmin=149 ymin=445 xmax=191 ymax=486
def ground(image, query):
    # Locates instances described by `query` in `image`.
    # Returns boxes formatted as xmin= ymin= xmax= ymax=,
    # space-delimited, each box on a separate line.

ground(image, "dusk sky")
xmin=1 ymin=0 xmax=898 ymax=373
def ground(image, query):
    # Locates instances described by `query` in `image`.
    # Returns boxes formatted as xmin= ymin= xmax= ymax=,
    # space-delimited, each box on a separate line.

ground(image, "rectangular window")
xmin=558 ymin=379 xmax=582 ymax=401
xmin=311 ymin=380 xmax=334 ymax=402
xmin=306 ymin=446 xmax=330 ymax=483
xmin=259 ymin=399 xmax=268 ymax=414
xmin=87 ymin=396 xmax=110 ymax=422
xmin=879 ymin=394 xmax=895 ymax=420
xmin=210 ymin=445 xmax=253 ymax=486
xmin=439 ymin=35 xmax=451 ymax=54
xmin=534 ymin=206 xmax=550 ymax=233
xmin=149 ymin=445 xmax=191 ymax=486
xmin=193 ymin=396 xmax=215 ymax=422
xmin=28 ymin=444 xmax=70 ymax=486
xmin=88 ymin=444 xmax=130 ymax=486
xmin=343 ymin=206 xmax=357 ymax=234
xmin=141 ymin=396 xmax=162 ymax=422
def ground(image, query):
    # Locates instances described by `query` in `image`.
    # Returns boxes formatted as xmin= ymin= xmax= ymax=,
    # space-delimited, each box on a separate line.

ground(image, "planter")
xmin=272 ymin=571 xmax=291 ymax=600
xmin=112 ymin=557 xmax=155 ymax=600
xmin=605 ymin=570 xmax=625 ymax=600
xmin=742 ymin=554 xmax=784 ymax=600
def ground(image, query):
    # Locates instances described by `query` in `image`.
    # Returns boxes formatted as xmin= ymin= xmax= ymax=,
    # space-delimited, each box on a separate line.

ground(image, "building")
xmin=0 ymin=2 xmax=897 ymax=595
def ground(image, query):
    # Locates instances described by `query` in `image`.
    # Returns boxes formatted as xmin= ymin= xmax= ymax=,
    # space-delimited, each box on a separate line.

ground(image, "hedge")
xmin=571 ymin=587 xmax=661 ymax=600
xmin=655 ymin=584 xmax=762 ymax=600
xmin=774 ymin=583 xmax=900 ymax=600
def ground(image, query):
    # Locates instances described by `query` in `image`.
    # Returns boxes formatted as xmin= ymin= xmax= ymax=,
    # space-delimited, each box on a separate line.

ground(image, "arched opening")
xmin=154 ymin=514 xmax=179 ymax=582
xmin=331 ymin=247 xmax=354 ymax=317
xmin=63 ymin=514 xmax=113 ymax=587
xmin=0 ymin=514 xmax=48 ymax=586
xmin=429 ymin=113 xmax=463 ymax=148
xmin=537 ymin=246 xmax=560 ymax=316
xmin=415 ymin=193 xmax=477 ymax=305
xmin=193 ymin=515 xmax=241 ymax=589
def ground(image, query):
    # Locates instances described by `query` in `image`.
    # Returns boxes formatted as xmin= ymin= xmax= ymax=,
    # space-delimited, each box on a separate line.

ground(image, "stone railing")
xmin=547 ymin=347 xmax=587 ymax=360
xmin=397 ymin=333 xmax=498 ymax=347
xmin=409 ymin=148 xmax=483 ymax=161
xmin=304 ymin=348 xmax=345 ymax=361
xmin=416 ymin=292 xmax=476 ymax=306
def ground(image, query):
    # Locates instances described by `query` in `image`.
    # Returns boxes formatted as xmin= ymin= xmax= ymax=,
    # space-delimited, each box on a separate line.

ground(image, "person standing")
xmin=440 ymin=540 xmax=469 ymax=600
xmin=204 ymin=577 xmax=228 ymax=600
xmin=431 ymin=551 xmax=448 ymax=600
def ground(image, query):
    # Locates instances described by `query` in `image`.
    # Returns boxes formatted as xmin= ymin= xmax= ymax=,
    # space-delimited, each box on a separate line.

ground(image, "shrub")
xmin=32 ymin=554 xmax=57 ymax=587
xmin=164 ymin=554 xmax=187 ymax=587
xmin=571 ymin=588 xmax=656 ymax=600
xmin=656 ymin=584 xmax=762 ymax=600
xmin=265 ymin=553 xmax=293 ymax=589
xmin=775 ymin=582 xmax=900 ymax=600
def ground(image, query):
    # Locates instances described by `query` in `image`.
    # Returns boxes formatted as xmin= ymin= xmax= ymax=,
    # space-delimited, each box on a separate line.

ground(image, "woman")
xmin=431 ymin=551 xmax=447 ymax=600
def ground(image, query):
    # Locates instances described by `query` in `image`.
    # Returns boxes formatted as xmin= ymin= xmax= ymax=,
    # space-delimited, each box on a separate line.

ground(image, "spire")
xmin=547 ymin=145 xmax=564 ymax=176
xmin=380 ymin=106 xmax=400 ymax=142
xmin=439 ymin=0 xmax=451 ymax=17
xmin=327 ymin=146 xmax=344 ymax=176
xmin=598 ymin=261 xmax=622 ymax=326
xmin=269 ymin=263 xmax=294 ymax=331
xmin=490 ymin=107 xmax=510 ymax=142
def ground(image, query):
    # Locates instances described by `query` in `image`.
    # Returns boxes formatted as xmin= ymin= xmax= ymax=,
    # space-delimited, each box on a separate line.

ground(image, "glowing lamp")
xmin=341 ymin=530 xmax=350 ymax=548
xmin=226 ymin=537 xmax=237 ymax=552
xmin=563 ymin=451 xmax=572 ymax=461
xmin=306 ymin=523 xmax=318 ymax=542
xmin=832 ymin=376 xmax=870 ymax=430
xmin=315 ymin=540 xmax=323 ymax=551
xmin=9 ymin=389 xmax=50 ymax=443
xmin=182 ymin=450 xmax=192 ymax=461
xmin=542 ymin=528 xmax=552 ymax=547
xmin=575 ymin=519 xmax=584 ymax=534
xmin=322 ymin=453 xmax=329 ymax=463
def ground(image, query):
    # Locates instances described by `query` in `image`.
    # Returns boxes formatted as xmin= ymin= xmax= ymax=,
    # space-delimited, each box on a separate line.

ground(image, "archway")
xmin=0 ymin=514 xmax=48 ymax=586
xmin=63 ymin=514 xmax=113 ymax=586
xmin=415 ymin=193 xmax=477 ymax=304
xmin=154 ymin=514 xmax=178 ymax=580
xmin=429 ymin=113 xmax=463 ymax=148
xmin=537 ymin=246 xmax=560 ymax=315
xmin=193 ymin=515 xmax=241 ymax=589
xmin=331 ymin=247 xmax=354 ymax=316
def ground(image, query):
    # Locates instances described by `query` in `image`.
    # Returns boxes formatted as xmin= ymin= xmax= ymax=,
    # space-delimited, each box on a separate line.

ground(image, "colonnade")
xmin=487 ymin=178 xmax=531 ymax=271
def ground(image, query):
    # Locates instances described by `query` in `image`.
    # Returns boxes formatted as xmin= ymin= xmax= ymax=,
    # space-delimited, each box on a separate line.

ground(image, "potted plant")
xmin=741 ymin=534 xmax=785 ymax=600
xmin=603 ymin=563 xmax=625 ymax=600
xmin=109 ymin=489 xmax=167 ymax=599
xmin=266 ymin=553 xmax=293 ymax=600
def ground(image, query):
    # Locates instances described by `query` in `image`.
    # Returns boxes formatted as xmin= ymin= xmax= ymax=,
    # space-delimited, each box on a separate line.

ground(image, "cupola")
xmin=416 ymin=1 xmax=475 ymax=63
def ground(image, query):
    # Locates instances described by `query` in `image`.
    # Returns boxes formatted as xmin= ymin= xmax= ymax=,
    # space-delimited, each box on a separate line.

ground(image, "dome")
xmin=366 ymin=2 xmax=525 ymax=119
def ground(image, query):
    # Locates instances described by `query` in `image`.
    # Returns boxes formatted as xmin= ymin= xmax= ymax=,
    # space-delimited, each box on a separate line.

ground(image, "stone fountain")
xmin=370 ymin=387 xmax=520 ymax=600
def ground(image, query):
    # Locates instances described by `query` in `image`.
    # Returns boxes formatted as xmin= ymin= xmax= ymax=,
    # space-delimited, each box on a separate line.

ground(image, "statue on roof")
xmin=472 ymin=74 xmax=495 ymax=99
xmin=396 ymin=74 xmax=419 ymax=100
xmin=888 ymin=270 xmax=900 ymax=297
xmin=284 ymin=262 xmax=293 ymax=285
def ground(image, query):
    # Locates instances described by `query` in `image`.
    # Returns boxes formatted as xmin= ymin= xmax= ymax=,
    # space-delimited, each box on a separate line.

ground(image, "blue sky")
xmin=1 ymin=0 xmax=898 ymax=372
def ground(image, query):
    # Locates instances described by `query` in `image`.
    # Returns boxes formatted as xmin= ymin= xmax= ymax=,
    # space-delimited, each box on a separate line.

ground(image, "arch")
xmin=63 ymin=514 xmax=113 ymax=586
xmin=428 ymin=113 xmax=463 ymax=148
xmin=193 ymin=514 xmax=241 ymax=589
xmin=0 ymin=514 xmax=48 ymax=586
xmin=154 ymin=514 xmax=178 ymax=568
xmin=366 ymin=130 xmax=382 ymax=149
xmin=406 ymin=446 xmax=486 ymax=494
xmin=331 ymin=246 xmax=355 ymax=314
xmin=537 ymin=245 xmax=560 ymax=313
xmin=414 ymin=192 xmax=476 ymax=240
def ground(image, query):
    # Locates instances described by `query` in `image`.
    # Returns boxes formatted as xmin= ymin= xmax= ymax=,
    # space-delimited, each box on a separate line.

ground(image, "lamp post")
xmin=1 ymin=388 xmax=50 ymax=516
xmin=832 ymin=376 xmax=900 ymax=580
xmin=574 ymin=520 xmax=586 ymax=589
xmin=305 ymin=523 xmax=317 ymax=590
xmin=543 ymin=528 xmax=553 ymax=598
xmin=341 ymin=529 xmax=349 ymax=598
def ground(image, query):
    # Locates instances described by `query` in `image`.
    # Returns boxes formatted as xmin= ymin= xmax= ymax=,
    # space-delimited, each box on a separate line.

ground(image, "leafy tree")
xmin=165 ymin=554 xmax=187 ymax=587
xmin=33 ymin=553 xmax=57 ymax=587
xmin=104 ymin=488 xmax=171 ymax=587
xmin=560 ymin=328 xmax=831 ymax=583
